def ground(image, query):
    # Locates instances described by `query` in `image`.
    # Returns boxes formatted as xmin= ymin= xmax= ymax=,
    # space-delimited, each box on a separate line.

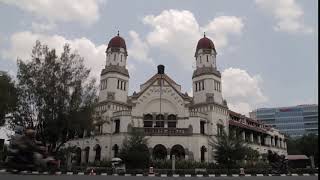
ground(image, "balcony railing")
xmin=189 ymin=111 xmax=207 ymax=119
xmin=113 ymin=110 xmax=131 ymax=117
xmin=133 ymin=127 xmax=191 ymax=136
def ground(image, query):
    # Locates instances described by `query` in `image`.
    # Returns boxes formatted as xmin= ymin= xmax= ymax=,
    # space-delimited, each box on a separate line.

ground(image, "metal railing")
xmin=133 ymin=127 xmax=191 ymax=136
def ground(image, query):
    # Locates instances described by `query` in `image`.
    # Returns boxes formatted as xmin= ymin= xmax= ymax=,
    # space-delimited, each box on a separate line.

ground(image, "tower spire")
xmin=117 ymin=30 xmax=119 ymax=36
xmin=204 ymin=32 xmax=206 ymax=37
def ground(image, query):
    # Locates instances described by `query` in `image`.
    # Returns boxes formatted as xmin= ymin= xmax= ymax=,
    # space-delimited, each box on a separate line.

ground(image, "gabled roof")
xmin=131 ymin=73 xmax=192 ymax=101
xmin=287 ymin=155 xmax=309 ymax=160
xmin=141 ymin=73 xmax=180 ymax=88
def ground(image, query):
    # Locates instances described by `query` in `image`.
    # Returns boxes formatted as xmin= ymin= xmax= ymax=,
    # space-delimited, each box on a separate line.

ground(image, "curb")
xmin=0 ymin=169 xmax=318 ymax=177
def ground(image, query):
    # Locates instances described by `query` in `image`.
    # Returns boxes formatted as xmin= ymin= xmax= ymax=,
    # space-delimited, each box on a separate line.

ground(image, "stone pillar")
xmin=264 ymin=136 xmax=269 ymax=146
xmin=257 ymin=135 xmax=261 ymax=145
xmin=167 ymin=148 xmax=171 ymax=160
xmin=279 ymin=139 xmax=282 ymax=148
xmin=185 ymin=148 xmax=189 ymax=160
xmin=241 ymin=131 xmax=246 ymax=141
xmin=81 ymin=149 xmax=86 ymax=163
xmin=250 ymin=133 xmax=254 ymax=143
xmin=271 ymin=137 xmax=274 ymax=147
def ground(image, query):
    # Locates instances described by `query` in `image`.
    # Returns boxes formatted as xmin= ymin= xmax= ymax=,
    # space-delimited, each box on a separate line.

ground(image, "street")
xmin=0 ymin=174 xmax=318 ymax=180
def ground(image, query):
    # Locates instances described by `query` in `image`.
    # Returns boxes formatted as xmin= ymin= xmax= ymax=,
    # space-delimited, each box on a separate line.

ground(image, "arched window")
xmin=153 ymin=144 xmax=167 ymax=160
xmin=170 ymin=145 xmax=185 ymax=160
xmin=144 ymin=114 xmax=153 ymax=120
xmin=112 ymin=144 xmax=119 ymax=157
xmin=168 ymin=114 xmax=177 ymax=128
xmin=155 ymin=114 xmax=164 ymax=127
xmin=200 ymin=146 xmax=207 ymax=162
xmin=84 ymin=147 xmax=90 ymax=163
xmin=156 ymin=114 xmax=164 ymax=120
xmin=75 ymin=147 xmax=82 ymax=165
xmin=206 ymin=55 xmax=209 ymax=62
xmin=144 ymin=114 xmax=153 ymax=127
xmin=114 ymin=54 xmax=116 ymax=61
xmin=94 ymin=145 xmax=101 ymax=162
xmin=168 ymin=114 xmax=176 ymax=120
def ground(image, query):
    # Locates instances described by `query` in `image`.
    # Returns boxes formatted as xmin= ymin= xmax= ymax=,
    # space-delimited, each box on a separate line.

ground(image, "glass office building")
xmin=250 ymin=104 xmax=318 ymax=138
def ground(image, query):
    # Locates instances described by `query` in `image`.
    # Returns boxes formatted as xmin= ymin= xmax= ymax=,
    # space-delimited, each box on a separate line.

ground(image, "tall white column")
xmin=271 ymin=137 xmax=275 ymax=147
xmin=258 ymin=135 xmax=261 ymax=145
xmin=250 ymin=133 xmax=254 ymax=143
xmin=241 ymin=131 xmax=246 ymax=141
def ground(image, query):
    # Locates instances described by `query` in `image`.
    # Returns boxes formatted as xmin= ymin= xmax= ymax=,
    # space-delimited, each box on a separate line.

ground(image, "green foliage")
xmin=152 ymin=159 xmax=212 ymax=169
xmin=210 ymin=130 xmax=247 ymax=168
xmin=119 ymin=129 xmax=150 ymax=169
xmin=9 ymin=41 xmax=98 ymax=153
xmin=56 ymin=145 xmax=78 ymax=166
xmin=244 ymin=147 xmax=260 ymax=167
xmin=287 ymin=134 xmax=318 ymax=167
xmin=0 ymin=144 xmax=8 ymax=162
xmin=87 ymin=160 xmax=112 ymax=167
xmin=0 ymin=73 xmax=17 ymax=126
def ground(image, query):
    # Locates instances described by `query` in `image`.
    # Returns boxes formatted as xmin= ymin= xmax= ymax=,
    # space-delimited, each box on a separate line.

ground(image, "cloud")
xmin=2 ymin=31 xmax=107 ymax=82
xmin=222 ymin=67 xmax=268 ymax=115
xmin=126 ymin=63 xmax=136 ymax=74
xmin=0 ymin=0 xmax=106 ymax=24
xmin=128 ymin=30 xmax=154 ymax=65
xmin=142 ymin=9 xmax=244 ymax=71
xmin=202 ymin=16 xmax=244 ymax=49
xmin=255 ymin=0 xmax=313 ymax=34
xmin=31 ymin=22 xmax=57 ymax=32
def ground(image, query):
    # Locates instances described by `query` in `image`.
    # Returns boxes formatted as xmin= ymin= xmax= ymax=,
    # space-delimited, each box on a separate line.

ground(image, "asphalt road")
xmin=0 ymin=174 xmax=318 ymax=180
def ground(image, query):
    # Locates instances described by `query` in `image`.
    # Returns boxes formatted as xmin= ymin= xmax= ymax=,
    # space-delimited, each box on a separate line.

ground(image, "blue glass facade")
xmin=250 ymin=104 xmax=318 ymax=138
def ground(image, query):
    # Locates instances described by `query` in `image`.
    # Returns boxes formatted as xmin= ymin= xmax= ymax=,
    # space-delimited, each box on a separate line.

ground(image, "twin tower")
xmin=99 ymin=32 xmax=225 ymax=106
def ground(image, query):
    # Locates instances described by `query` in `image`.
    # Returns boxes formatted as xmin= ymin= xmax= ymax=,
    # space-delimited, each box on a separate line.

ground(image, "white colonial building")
xmin=66 ymin=33 xmax=287 ymax=164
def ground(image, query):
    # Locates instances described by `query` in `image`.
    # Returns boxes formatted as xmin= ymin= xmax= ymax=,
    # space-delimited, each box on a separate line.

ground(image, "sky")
xmin=0 ymin=0 xmax=318 ymax=121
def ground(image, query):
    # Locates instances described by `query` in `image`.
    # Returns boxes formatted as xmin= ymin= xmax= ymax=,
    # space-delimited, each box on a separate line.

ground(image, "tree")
xmin=9 ymin=41 xmax=97 ymax=153
xmin=298 ymin=134 xmax=318 ymax=167
xmin=210 ymin=130 xmax=247 ymax=168
xmin=0 ymin=72 xmax=17 ymax=126
xmin=244 ymin=147 xmax=260 ymax=166
xmin=286 ymin=134 xmax=318 ymax=167
xmin=119 ymin=129 xmax=150 ymax=169
xmin=286 ymin=137 xmax=301 ymax=155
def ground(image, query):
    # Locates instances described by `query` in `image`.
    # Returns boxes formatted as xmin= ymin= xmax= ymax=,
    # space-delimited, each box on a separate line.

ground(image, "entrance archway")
xmin=75 ymin=147 xmax=81 ymax=165
xmin=153 ymin=144 xmax=167 ymax=160
xmin=170 ymin=144 xmax=185 ymax=160
xmin=84 ymin=146 xmax=90 ymax=163
xmin=112 ymin=144 xmax=119 ymax=157
xmin=200 ymin=146 xmax=207 ymax=162
xmin=94 ymin=144 xmax=101 ymax=162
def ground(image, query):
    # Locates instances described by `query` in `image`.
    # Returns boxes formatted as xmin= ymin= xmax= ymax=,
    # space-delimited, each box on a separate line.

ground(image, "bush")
xmin=289 ymin=168 xmax=319 ymax=174
xmin=119 ymin=130 xmax=150 ymax=169
xmin=87 ymin=160 xmax=112 ymax=167
xmin=151 ymin=160 xmax=210 ymax=169
xmin=207 ymin=168 xmax=238 ymax=175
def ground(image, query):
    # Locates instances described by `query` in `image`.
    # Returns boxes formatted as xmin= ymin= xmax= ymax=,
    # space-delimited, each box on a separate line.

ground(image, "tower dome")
xmin=107 ymin=31 xmax=127 ymax=51
xmin=195 ymin=34 xmax=216 ymax=54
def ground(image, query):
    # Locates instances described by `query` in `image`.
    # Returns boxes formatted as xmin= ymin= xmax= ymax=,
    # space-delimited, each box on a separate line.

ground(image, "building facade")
xmin=250 ymin=104 xmax=318 ymax=138
xmin=65 ymin=33 xmax=287 ymax=164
